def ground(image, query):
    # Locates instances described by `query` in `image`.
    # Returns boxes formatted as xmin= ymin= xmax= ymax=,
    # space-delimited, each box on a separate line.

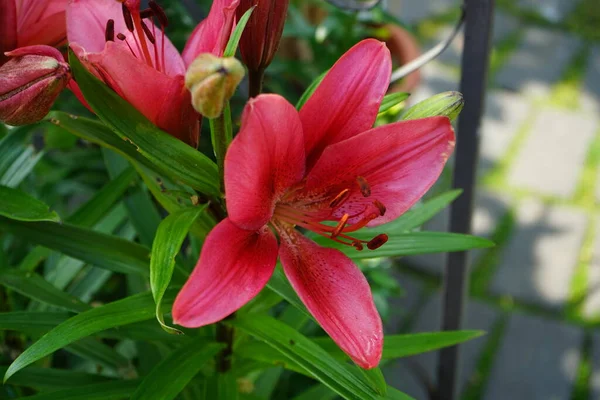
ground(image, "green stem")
xmin=216 ymin=316 xmax=235 ymax=373
xmin=248 ymin=68 xmax=265 ymax=98
xmin=209 ymin=102 xmax=233 ymax=192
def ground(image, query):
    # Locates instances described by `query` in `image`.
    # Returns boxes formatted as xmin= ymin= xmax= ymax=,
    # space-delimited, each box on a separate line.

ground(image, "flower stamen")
xmin=356 ymin=176 xmax=371 ymax=197
xmin=329 ymin=188 xmax=350 ymax=209
xmin=105 ymin=19 xmax=115 ymax=42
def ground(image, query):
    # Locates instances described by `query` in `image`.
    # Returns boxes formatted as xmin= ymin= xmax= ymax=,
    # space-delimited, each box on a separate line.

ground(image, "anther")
xmin=117 ymin=33 xmax=127 ymax=41
xmin=140 ymin=8 xmax=154 ymax=19
xmin=105 ymin=19 xmax=115 ymax=42
xmin=122 ymin=4 xmax=135 ymax=32
xmin=373 ymin=199 xmax=386 ymax=216
xmin=352 ymin=241 xmax=364 ymax=251
xmin=329 ymin=188 xmax=350 ymax=209
xmin=140 ymin=20 xmax=156 ymax=44
xmin=356 ymin=176 xmax=371 ymax=197
xmin=331 ymin=214 xmax=350 ymax=238
xmin=149 ymin=1 xmax=169 ymax=27
xmin=367 ymin=234 xmax=388 ymax=250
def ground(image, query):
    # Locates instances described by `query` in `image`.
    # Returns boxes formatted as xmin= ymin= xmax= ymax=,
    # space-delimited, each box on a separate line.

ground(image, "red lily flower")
xmin=0 ymin=0 xmax=68 ymax=65
xmin=172 ymin=39 xmax=455 ymax=369
xmin=66 ymin=0 xmax=239 ymax=147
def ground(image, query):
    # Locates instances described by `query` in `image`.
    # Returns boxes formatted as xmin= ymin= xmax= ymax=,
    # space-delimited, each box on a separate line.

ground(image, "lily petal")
xmin=278 ymin=229 xmax=383 ymax=369
xmin=1 ymin=0 xmax=17 ymax=65
xmin=303 ymin=116 xmax=455 ymax=227
xmin=173 ymin=218 xmax=278 ymax=328
xmin=300 ymin=39 xmax=391 ymax=168
xmin=182 ymin=0 xmax=239 ymax=66
xmin=81 ymin=42 xmax=198 ymax=146
xmin=225 ymin=94 xmax=305 ymax=230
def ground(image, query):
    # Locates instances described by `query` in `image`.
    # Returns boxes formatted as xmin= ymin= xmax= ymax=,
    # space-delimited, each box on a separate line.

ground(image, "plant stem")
xmin=248 ymin=68 xmax=265 ymax=98
xmin=216 ymin=316 xmax=235 ymax=373
xmin=209 ymin=102 xmax=233 ymax=191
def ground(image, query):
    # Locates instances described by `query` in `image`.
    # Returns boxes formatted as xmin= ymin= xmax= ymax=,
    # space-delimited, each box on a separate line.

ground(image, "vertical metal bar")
xmin=436 ymin=1 xmax=494 ymax=399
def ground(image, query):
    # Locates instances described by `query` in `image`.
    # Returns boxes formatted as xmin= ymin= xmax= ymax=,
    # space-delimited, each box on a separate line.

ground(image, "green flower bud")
xmin=185 ymin=53 xmax=245 ymax=119
xmin=402 ymin=91 xmax=464 ymax=122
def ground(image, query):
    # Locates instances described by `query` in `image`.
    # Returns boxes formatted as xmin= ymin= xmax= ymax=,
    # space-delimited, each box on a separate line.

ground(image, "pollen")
xmin=367 ymin=234 xmax=388 ymax=250
xmin=356 ymin=176 xmax=371 ymax=197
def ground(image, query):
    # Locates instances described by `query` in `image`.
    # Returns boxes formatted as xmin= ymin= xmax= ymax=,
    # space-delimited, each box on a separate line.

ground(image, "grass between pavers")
xmin=572 ymin=129 xmax=600 ymax=210
xmin=549 ymin=45 xmax=590 ymax=110
xmin=566 ymin=219 xmax=594 ymax=324
xmin=461 ymin=315 xmax=508 ymax=400
xmin=488 ymin=29 xmax=525 ymax=82
xmin=571 ymin=333 xmax=594 ymax=400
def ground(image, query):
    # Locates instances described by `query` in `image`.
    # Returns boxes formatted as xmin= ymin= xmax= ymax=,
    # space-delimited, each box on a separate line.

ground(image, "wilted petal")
xmin=300 ymin=39 xmax=391 ymax=167
xmin=173 ymin=218 xmax=278 ymax=327
xmin=225 ymin=94 xmax=305 ymax=230
xmin=304 ymin=117 xmax=455 ymax=227
xmin=278 ymin=229 xmax=383 ymax=369
xmin=182 ymin=0 xmax=239 ymax=65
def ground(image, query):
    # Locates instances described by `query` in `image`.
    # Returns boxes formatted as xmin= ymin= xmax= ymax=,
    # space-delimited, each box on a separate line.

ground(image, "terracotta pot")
xmin=380 ymin=23 xmax=421 ymax=93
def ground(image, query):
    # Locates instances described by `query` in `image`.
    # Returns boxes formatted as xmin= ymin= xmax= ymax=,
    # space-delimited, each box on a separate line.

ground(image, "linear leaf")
xmin=17 ymin=379 xmax=140 ymax=400
xmin=0 ymin=270 xmax=90 ymax=312
xmin=130 ymin=340 xmax=223 ymax=400
xmin=0 ymin=218 xmax=150 ymax=276
xmin=4 ymin=290 xmax=178 ymax=382
xmin=0 ymin=366 xmax=112 ymax=391
xmin=229 ymin=315 xmax=383 ymax=400
xmin=150 ymin=206 xmax=205 ymax=334
xmin=68 ymin=51 xmax=221 ymax=197
xmin=295 ymin=71 xmax=327 ymax=109
xmin=0 ymin=185 xmax=60 ymax=222
xmin=378 ymin=92 xmax=410 ymax=115
xmin=223 ymin=6 xmax=255 ymax=57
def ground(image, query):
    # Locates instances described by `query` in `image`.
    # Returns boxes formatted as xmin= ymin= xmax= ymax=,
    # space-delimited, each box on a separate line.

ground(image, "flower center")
xmin=104 ymin=0 xmax=169 ymax=72
xmin=273 ymin=176 xmax=389 ymax=251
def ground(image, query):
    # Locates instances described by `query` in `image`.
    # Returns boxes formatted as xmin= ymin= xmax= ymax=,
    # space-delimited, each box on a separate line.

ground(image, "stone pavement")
xmin=386 ymin=1 xmax=600 ymax=399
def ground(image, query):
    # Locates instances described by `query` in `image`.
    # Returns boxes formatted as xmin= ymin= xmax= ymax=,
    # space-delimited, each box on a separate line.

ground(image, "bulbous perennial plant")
xmin=173 ymin=39 xmax=456 ymax=369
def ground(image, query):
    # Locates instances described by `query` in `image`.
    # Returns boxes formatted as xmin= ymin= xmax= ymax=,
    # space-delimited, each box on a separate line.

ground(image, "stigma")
xmin=274 ymin=176 xmax=389 ymax=251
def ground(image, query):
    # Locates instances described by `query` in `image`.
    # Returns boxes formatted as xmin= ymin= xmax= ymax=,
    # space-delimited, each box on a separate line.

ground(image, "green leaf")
xmin=378 ymin=92 xmax=410 ymax=115
xmin=130 ymin=340 xmax=223 ymax=400
xmin=67 ymin=52 xmax=221 ymax=197
xmin=0 ymin=312 xmax=69 ymax=333
xmin=0 ymin=270 xmax=90 ymax=313
xmin=386 ymin=386 xmax=415 ymax=400
xmin=402 ymin=91 xmax=464 ymax=122
xmin=291 ymin=384 xmax=337 ymax=400
xmin=0 ymin=366 xmax=112 ymax=391
xmin=229 ymin=315 xmax=383 ymax=400
xmin=3 ymin=290 xmax=178 ymax=382
xmin=314 ymin=232 xmax=494 ymax=259
xmin=295 ymin=71 xmax=327 ymax=109
xmin=150 ymin=206 xmax=205 ymax=334
xmin=265 ymin=268 xmax=311 ymax=319
xmin=0 ymin=186 xmax=60 ymax=222
xmin=17 ymin=380 xmax=141 ymax=400
xmin=0 ymin=218 xmax=150 ymax=276
xmin=223 ymin=6 xmax=256 ymax=57
xmin=0 ymin=127 xmax=44 ymax=188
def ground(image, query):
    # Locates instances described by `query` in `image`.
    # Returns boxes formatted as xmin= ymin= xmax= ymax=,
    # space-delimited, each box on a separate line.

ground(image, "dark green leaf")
xmin=130 ymin=340 xmax=223 ymax=400
xmin=68 ymin=52 xmax=221 ymax=197
xmin=17 ymin=380 xmax=140 ymax=400
xmin=295 ymin=71 xmax=327 ymax=109
xmin=265 ymin=268 xmax=311 ymax=319
xmin=0 ymin=218 xmax=150 ymax=276
xmin=0 ymin=312 xmax=69 ymax=333
xmin=0 ymin=366 xmax=112 ymax=391
xmin=3 ymin=290 xmax=178 ymax=382
xmin=0 ymin=127 xmax=43 ymax=188
xmin=0 ymin=270 xmax=90 ymax=312
xmin=150 ymin=206 xmax=205 ymax=334
xmin=229 ymin=315 xmax=383 ymax=400
xmin=0 ymin=186 xmax=60 ymax=222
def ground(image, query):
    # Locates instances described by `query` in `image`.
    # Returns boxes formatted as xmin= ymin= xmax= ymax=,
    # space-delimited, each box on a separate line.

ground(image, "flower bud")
xmin=236 ymin=0 xmax=289 ymax=73
xmin=185 ymin=53 xmax=245 ymax=119
xmin=402 ymin=91 xmax=464 ymax=122
xmin=0 ymin=46 xmax=70 ymax=125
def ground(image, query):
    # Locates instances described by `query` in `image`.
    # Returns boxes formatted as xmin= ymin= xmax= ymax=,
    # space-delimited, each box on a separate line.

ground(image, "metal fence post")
xmin=437 ymin=1 xmax=495 ymax=399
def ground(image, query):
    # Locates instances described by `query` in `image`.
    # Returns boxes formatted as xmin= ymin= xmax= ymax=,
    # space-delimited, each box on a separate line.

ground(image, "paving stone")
xmin=404 ymin=190 xmax=509 ymax=275
xmin=385 ymin=272 xmax=424 ymax=334
xmin=584 ymin=218 xmax=600 ymax=319
xmin=496 ymin=29 xmax=581 ymax=96
xmin=517 ymin=0 xmax=576 ymax=23
xmin=493 ymin=11 xmax=521 ymax=42
xmin=582 ymin=47 xmax=600 ymax=116
xmin=385 ymin=295 xmax=499 ymax=398
xmin=410 ymin=62 xmax=459 ymax=105
xmin=507 ymin=109 xmax=597 ymax=198
xmin=591 ymin=334 xmax=600 ymax=400
xmin=478 ymin=91 xmax=532 ymax=175
xmin=491 ymin=200 xmax=588 ymax=309
xmin=484 ymin=313 xmax=583 ymax=400
xmin=388 ymin=0 xmax=456 ymax=24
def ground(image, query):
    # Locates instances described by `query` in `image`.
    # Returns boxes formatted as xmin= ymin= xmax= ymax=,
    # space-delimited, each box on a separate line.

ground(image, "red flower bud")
xmin=236 ymin=0 xmax=289 ymax=73
xmin=0 ymin=46 xmax=70 ymax=125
